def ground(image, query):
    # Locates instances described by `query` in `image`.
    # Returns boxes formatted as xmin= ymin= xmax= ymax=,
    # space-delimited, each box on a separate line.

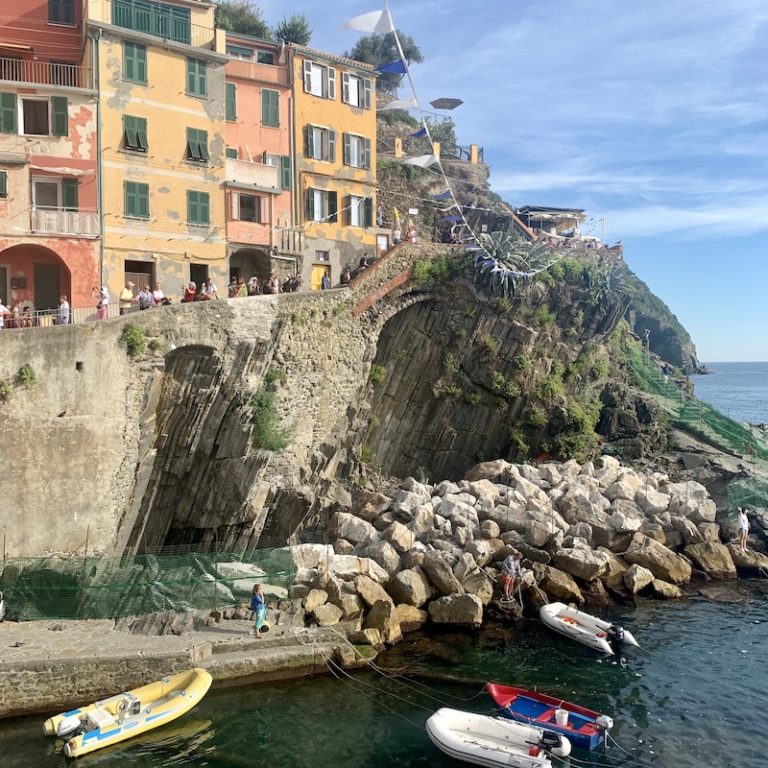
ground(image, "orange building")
xmin=224 ymin=34 xmax=295 ymax=284
xmin=0 ymin=0 xmax=100 ymax=319
xmin=290 ymin=46 xmax=377 ymax=290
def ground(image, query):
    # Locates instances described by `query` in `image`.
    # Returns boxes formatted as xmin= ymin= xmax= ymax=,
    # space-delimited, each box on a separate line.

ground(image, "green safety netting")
xmin=0 ymin=548 xmax=297 ymax=622
xmin=627 ymin=342 xmax=768 ymax=514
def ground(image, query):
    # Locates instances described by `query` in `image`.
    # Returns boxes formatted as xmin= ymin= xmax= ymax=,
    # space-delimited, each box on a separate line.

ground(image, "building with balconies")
xmin=223 ymin=35 xmax=295 ymax=284
xmin=290 ymin=46 xmax=377 ymax=290
xmin=0 ymin=0 xmax=100 ymax=316
xmin=87 ymin=0 xmax=228 ymax=299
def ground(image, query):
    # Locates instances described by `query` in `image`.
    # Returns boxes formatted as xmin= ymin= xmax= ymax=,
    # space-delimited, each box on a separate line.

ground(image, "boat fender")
xmin=528 ymin=746 xmax=541 ymax=757
xmin=57 ymin=715 xmax=84 ymax=741
xmin=595 ymin=714 xmax=614 ymax=732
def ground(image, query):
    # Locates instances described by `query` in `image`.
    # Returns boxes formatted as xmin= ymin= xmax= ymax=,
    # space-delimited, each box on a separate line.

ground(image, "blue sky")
xmin=259 ymin=0 xmax=768 ymax=361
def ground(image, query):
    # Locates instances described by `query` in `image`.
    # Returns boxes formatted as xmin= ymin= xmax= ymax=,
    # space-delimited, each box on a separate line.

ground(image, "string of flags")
xmin=343 ymin=2 xmax=557 ymax=296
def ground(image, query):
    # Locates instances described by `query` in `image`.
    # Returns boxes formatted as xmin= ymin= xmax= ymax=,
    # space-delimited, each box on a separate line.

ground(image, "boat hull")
xmin=539 ymin=602 xmax=638 ymax=655
xmin=42 ymin=668 xmax=212 ymax=758
xmin=487 ymin=683 xmax=609 ymax=751
xmin=426 ymin=708 xmax=553 ymax=768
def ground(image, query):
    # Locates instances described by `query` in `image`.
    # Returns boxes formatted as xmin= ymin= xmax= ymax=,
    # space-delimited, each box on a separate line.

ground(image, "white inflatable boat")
xmin=426 ymin=707 xmax=571 ymax=768
xmin=539 ymin=602 xmax=639 ymax=655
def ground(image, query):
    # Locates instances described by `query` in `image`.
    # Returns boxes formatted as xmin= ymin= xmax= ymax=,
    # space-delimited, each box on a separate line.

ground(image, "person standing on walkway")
xmin=500 ymin=552 xmax=522 ymax=602
xmin=250 ymin=583 xmax=266 ymax=638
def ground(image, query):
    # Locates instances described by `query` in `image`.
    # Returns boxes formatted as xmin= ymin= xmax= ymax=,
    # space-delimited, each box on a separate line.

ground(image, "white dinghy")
xmin=426 ymin=707 xmax=571 ymax=768
xmin=539 ymin=602 xmax=639 ymax=655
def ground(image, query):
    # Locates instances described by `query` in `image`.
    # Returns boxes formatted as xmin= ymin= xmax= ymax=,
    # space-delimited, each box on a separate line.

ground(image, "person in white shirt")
xmin=58 ymin=295 xmax=70 ymax=325
xmin=738 ymin=507 xmax=750 ymax=552
xmin=500 ymin=552 xmax=523 ymax=602
xmin=152 ymin=285 xmax=165 ymax=305
xmin=0 ymin=298 xmax=9 ymax=329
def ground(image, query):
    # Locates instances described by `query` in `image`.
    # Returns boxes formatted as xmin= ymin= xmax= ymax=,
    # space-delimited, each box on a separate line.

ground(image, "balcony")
xmin=226 ymin=158 xmax=280 ymax=191
xmin=0 ymin=57 xmax=92 ymax=89
xmin=226 ymin=57 xmax=290 ymax=87
xmin=31 ymin=207 xmax=100 ymax=237
xmin=98 ymin=0 xmax=217 ymax=50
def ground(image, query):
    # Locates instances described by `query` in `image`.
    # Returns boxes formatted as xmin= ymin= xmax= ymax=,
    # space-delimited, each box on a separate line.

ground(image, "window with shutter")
xmin=123 ymin=115 xmax=148 ymax=152
xmin=327 ymin=67 xmax=336 ymax=99
xmin=281 ymin=156 xmax=291 ymax=190
xmin=327 ymin=130 xmax=336 ymax=162
xmin=362 ymin=79 xmax=372 ymax=109
xmin=303 ymin=60 xmax=313 ymax=93
xmin=185 ymin=128 xmax=208 ymax=163
xmin=0 ymin=93 xmax=17 ymax=134
xmin=62 ymin=178 xmax=78 ymax=211
xmin=238 ymin=193 xmax=259 ymax=222
xmin=226 ymin=82 xmax=237 ymax=121
xmin=0 ymin=170 xmax=7 ymax=198
xmin=187 ymin=190 xmax=210 ymax=225
xmin=342 ymin=72 xmax=350 ymax=104
xmin=51 ymin=96 xmax=68 ymax=137
xmin=125 ymin=181 xmax=149 ymax=219
xmin=226 ymin=147 xmax=238 ymax=159
xmin=49 ymin=0 xmax=75 ymax=25
xmin=262 ymin=89 xmax=279 ymax=127
xmin=363 ymin=197 xmax=373 ymax=227
xmin=328 ymin=191 xmax=338 ymax=223
xmin=186 ymin=58 xmax=206 ymax=97
xmin=124 ymin=42 xmax=147 ymax=84
xmin=21 ymin=100 xmax=50 ymax=136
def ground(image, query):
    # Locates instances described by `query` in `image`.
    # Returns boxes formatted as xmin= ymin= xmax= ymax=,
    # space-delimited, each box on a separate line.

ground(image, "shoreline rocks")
xmin=278 ymin=456 xmax=766 ymax=646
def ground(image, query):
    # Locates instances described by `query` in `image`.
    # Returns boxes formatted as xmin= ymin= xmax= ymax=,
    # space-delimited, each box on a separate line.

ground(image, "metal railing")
xmin=107 ymin=0 xmax=216 ymax=49
xmin=440 ymin=142 xmax=483 ymax=162
xmin=31 ymin=207 xmax=100 ymax=237
xmin=1 ymin=304 xmax=118 ymax=329
xmin=0 ymin=56 xmax=92 ymax=89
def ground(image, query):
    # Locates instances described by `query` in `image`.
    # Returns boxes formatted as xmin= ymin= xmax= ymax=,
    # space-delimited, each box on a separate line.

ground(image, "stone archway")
xmin=229 ymin=247 xmax=273 ymax=285
xmin=0 ymin=243 xmax=72 ymax=313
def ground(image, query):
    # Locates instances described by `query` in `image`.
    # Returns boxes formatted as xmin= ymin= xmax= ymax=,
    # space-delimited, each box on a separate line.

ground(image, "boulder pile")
xmin=271 ymin=457 xmax=768 ymax=647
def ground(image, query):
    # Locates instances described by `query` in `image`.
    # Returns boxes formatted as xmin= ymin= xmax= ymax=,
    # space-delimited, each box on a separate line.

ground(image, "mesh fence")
xmin=0 ymin=548 xmax=301 ymax=622
xmin=627 ymin=343 xmax=768 ymax=514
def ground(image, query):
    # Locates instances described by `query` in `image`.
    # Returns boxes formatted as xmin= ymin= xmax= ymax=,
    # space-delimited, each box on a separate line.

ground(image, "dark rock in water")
xmin=581 ymin=579 xmax=614 ymax=608
xmin=697 ymin=583 xmax=750 ymax=603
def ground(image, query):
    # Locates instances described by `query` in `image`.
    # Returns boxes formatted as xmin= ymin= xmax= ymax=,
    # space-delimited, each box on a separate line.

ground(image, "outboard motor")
xmin=56 ymin=715 xmax=84 ymax=741
xmin=539 ymin=731 xmax=572 ymax=757
xmin=606 ymin=624 xmax=624 ymax=654
xmin=595 ymin=714 xmax=615 ymax=733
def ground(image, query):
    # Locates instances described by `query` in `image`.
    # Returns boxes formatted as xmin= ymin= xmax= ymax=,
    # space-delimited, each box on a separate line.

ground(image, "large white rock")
xmin=624 ymin=533 xmax=692 ymax=584
xmin=536 ymin=565 xmax=583 ymax=602
xmin=428 ymin=593 xmax=483 ymax=625
xmin=383 ymin=521 xmax=415 ymax=553
xmin=464 ymin=459 xmax=514 ymax=482
xmin=387 ymin=567 xmax=434 ymax=607
xmin=355 ymin=575 xmax=394 ymax=607
xmin=611 ymin=499 xmax=645 ymax=533
xmin=461 ymin=571 xmax=494 ymax=605
xmin=551 ymin=547 xmax=611 ymax=582
xmin=313 ymin=602 xmax=344 ymax=626
xmin=439 ymin=495 xmax=478 ymax=523
xmin=303 ymin=588 xmax=329 ymax=613
xmin=422 ymin=550 xmax=464 ymax=596
xmin=410 ymin=505 xmax=435 ymax=539
xmin=364 ymin=540 xmax=402 ymax=575
xmin=466 ymin=539 xmax=498 ymax=567
xmin=288 ymin=543 xmax=335 ymax=570
xmin=623 ymin=564 xmax=654 ymax=594
xmin=603 ymin=478 xmax=642 ymax=502
xmin=363 ymin=600 xmax=402 ymax=644
xmin=466 ymin=479 xmax=501 ymax=506
xmin=328 ymin=554 xmax=389 ymax=584
xmin=453 ymin=552 xmax=479 ymax=583
xmin=335 ymin=512 xmax=379 ymax=546
xmin=635 ymin=487 xmax=670 ymax=516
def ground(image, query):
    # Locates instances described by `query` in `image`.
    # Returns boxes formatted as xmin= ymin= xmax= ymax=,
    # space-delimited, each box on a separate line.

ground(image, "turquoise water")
xmin=692 ymin=362 xmax=768 ymax=424
xmin=2 ymin=585 xmax=766 ymax=768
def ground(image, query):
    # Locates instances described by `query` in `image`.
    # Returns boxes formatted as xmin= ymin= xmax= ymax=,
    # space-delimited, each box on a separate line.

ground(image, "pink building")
xmin=0 ymin=0 xmax=100 ymax=321
xmin=224 ymin=34 xmax=296 ymax=284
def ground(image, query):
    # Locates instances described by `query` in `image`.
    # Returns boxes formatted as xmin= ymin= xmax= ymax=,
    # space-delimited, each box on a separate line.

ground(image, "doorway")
xmin=311 ymin=264 xmax=330 ymax=291
xmin=34 ymin=263 xmax=60 ymax=310
xmin=190 ymin=263 xmax=208 ymax=288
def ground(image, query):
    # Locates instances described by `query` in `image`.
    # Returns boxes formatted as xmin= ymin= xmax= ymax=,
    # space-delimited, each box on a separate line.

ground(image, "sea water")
xmin=1 ymin=586 xmax=766 ymax=768
xmin=691 ymin=361 xmax=768 ymax=424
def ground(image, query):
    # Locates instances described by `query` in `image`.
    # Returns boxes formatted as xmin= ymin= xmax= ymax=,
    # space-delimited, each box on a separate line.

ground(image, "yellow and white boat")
xmin=42 ymin=668 xmax=212 ymax=758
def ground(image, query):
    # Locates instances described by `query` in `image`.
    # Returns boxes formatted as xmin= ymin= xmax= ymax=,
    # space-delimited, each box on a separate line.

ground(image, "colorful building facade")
xmin=290 ymin=46 xmax=377 ymax=290
xmin=223 ymin=34 xmax=294 ymax=284
xmin=87 ymin=0 xmax=228 ymax=301
xmin=0 ymin=0 xmax=100 ymax=317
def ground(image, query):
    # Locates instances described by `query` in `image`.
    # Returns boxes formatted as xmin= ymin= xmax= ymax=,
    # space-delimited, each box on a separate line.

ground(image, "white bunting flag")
xmin=378 ymin=97 xmax=418 ymax=111
xmin=343 ymin=10 xmax=395 ymax=34
xmin=401 ymin=154 xmax=439 ymax=168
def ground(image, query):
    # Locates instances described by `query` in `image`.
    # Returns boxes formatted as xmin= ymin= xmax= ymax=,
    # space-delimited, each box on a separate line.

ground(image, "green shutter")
xmin=307 ymin=188 xmax=315 ymax=220
xmin=0 ymin=170 xmax=7 ymax=197
xmin=362 ymin=78 xmax=372 ymax=109
xmin=62 ymin=178 xmax=78 ymax=211
xmin=364 ymin=137 xmax=371 ymax=170
xmin=226 ymin=147 xmax=238 ymax=159
xmin=262 ymin=89 xmax=279 ymax=127
xmin=200 ymin=192 xmax=209 ymax=224
xmin=306 ymin=125 xmax=314 ymax=157
xmin=328 ymin=191 xmax=338 ymax=223
xmin=124 ymin=42 xmax=147 ymax=84
xmin=187 ymin=59 xmax=206 ymax=96
xmin=343 ymin=195 xmax=351 ymax=226
xmin=125 ymin=181 xmax=149 ymax=218
xmin=342 ymin=72 xmax=350 ymax=104
xmin=363 ymin=197 xmax=373 ymax=227
xmin=328 ymin=130 xmax=336 ymax=162
xmin=51 ymin=96 xmax=68 ymax=137
xmin=226 ymin=82 xmax=237 ymax=121
xmin=0 ymin=92 xmax=16 ymax=134
xmin=124 ymin=115 xmax=148 ymax=150
xmin=185 ymin=128 xmax=207 ymax=162
xmin=281 ymin=155 xmax=291 ymax=190
xmin=188 ymin=191 xmax=209 ymax=224
xmin=136 ymin=117 xmax=148 ymax=150
xmin=343 ymin=133 xmax=351 ymax=166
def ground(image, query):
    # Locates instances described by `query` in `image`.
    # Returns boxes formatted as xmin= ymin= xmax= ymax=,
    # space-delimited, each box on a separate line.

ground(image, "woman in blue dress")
xmin=250 ymin=583 xmax=266 ymax=638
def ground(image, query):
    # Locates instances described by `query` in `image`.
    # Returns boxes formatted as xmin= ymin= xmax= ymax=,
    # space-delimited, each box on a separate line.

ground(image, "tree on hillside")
xmin=273 ymin=13 xmax=312 ymax=45
xmin=346 ymin=31 xmax=423 ymax=94
xmin=214 ymin=1 xmax=271 ymax=39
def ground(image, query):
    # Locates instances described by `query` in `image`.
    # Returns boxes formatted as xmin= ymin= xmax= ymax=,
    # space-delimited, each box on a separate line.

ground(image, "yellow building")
xmin=86 ymin=0 xmax=227 ymax=300
xmin=290 ymin=46 xmax=377 ymax=290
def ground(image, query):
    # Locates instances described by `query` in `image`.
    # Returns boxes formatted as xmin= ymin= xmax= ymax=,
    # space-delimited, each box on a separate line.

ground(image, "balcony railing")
xmin=106 ymin=0 xmax=216 ymax=49
xmin=31 ymin=207 xmax=100 ymax=237
xmin=0 ymin=57 xmax=92 ymax=89
xmin=226 ymin=158 xmax=280 ymax=190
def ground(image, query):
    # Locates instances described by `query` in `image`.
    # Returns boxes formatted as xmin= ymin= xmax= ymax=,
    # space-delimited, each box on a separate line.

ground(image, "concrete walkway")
xmin=0 ymin=618 xmax=360 ymax=719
